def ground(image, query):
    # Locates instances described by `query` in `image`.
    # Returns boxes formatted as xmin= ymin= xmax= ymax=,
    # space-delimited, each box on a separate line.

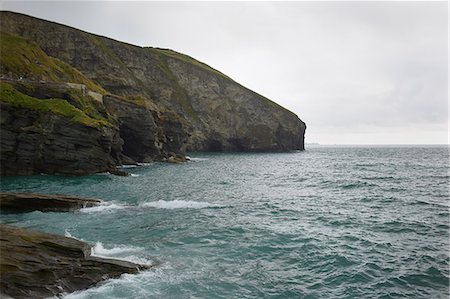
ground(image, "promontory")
xmin=0 ymin=11 xmax=306 ymax=176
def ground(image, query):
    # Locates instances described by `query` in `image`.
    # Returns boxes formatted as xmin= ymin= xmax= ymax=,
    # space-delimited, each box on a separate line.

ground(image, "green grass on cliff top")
xmin=0 ymin=31 xmax=106 ymax=94
xmin=148 ymin=47 xmax=292 ymax=114
xmin=0 ymin=82 xmax=111 ymax=128
xmin=149 ymin=48 xmax=232 ymax=81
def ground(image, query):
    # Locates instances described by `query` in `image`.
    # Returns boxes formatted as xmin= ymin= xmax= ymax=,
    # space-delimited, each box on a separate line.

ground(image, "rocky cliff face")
xmin=0 ymin=27 xmax=189 ymax=175
xmin=0 ymin=80 xmax=189 ymax=175
xmin=0 ymin=99 xmax=120 ymax=175
xmin=0 ymin=11 xmax=306 ymax=175
xmin=102 ymin=95 xmax=188 ymax=162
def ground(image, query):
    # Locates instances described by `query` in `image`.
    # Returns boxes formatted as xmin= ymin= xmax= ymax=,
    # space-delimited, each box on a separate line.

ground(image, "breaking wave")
xmin=140 ymin=200 xmax=223 ymax=209
xmin=79 ymin=202 xmax=127 ymax=213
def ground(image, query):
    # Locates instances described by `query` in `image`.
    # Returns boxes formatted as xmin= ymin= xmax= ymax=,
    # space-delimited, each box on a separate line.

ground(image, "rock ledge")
xmin=0 ymin=224 xmax=150 ymax=298
xmin=0 ymin=192 xmax=101 ymax=213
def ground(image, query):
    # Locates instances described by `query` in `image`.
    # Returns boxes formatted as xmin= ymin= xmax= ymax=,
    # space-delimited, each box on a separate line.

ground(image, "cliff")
xmin=0 ymin=11 xmax=306 ymax=175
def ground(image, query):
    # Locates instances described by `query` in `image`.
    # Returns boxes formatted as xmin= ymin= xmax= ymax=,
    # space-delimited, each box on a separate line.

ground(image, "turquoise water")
xmin=1 ymin=146 xmax=449 ymax=298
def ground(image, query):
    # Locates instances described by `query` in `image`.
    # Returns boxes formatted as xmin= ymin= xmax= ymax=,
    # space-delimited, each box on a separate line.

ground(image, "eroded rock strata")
xmin=0 ymin=100 xmax=120 ymax=176
xmin=0 ymin=11 xmax=306 ymax=176
xmin=0 ymin=192 xmax=101 ymax=213
xmin=0 ymin=224 xmax=149 ymax=299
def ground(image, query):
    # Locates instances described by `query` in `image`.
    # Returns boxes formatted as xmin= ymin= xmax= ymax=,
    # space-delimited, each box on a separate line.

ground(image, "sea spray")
xmin=79 ymin=202 xmax=127 ymax=213
xmin=140 ymin=200 xmax=224 ymax=209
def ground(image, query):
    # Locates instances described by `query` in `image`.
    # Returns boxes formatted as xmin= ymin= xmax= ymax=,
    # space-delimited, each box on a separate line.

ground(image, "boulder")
xmin=0 ymin=224 xmax=149 ymax=298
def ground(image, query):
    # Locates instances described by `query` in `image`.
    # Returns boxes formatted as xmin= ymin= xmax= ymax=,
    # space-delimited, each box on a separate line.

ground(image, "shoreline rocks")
xmin=0 ymin=192 xmax=101 ymax=213
xmin=108 ymin=167 xmax=129 ymax=176
xmin=0 ymin=224 xmax=150 ymax=298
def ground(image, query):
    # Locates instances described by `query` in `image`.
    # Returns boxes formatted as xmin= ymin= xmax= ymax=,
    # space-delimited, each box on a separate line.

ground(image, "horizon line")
xmin=305 ymin=143 xmax=449 ymax=146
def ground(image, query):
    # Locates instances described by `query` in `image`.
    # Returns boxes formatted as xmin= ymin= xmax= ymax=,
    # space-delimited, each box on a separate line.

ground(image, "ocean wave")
xmin=64 ymin=230 xmax=88 ymax=243
xmin=412 ymin=199 xmax=450 ymax=208
xmin=341 ymin=181 xmax=378 ymax=189
xmin=188 ymin=157 xmax=209 ymax=162
xmin=62 ymin=233 xmax=153 ymax=267
xmin=362 ymin=176 xmax=396 ymax=180
xmin=64 ymin=229 xmax=73 ymax=238
xmin=62 ymin=264 xmax=170 ymax=299
xmin=91 ymin=241 xmax=143 ymax=256
xmin=137 ymin=162 xmax=152 ymax=166
xmin=91 ymin=242 xmax=153 ymax=266
xmin=140 ymin=200 xmax=223 ymax=209
xmin=79 ymin=202 xmax=127 ymax=213
xmin=130 ymin=174 xmax=140 ymax=177
xmin=64 ymin=229 xmax=81 ymax=240
xmin=119 ymin=164 xmax=138 ymax=169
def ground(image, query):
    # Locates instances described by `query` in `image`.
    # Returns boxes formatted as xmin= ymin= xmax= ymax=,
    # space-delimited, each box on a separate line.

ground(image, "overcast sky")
xmin=1 ymin=1 xmax=448 ymax=144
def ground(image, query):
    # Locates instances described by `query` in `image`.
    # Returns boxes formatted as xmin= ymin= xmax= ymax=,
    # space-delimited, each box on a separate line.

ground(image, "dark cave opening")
xmin=119 ymin=124 xmax=143 ymax=160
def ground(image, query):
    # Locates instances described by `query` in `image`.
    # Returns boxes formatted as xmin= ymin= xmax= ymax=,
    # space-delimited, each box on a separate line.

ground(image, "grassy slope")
xmin=0 ymin=16 xmax=292 ymax=124
xmin=148 ymin=47 xmax=292 ymax=114
xmin=0 ymin=31 xmax=113 ymax=128
xmin=0 ymin=82 xmax=111 ymax=128
xmin=149 ymin=48 xmax=232 ymax=81
xmin=0 ymin=31 xmax=106 ymax=94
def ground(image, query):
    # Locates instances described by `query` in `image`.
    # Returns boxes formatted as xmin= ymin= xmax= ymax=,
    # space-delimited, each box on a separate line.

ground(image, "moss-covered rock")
xmin=0 ymin=31 xmax=105 ymax=94
xmin=0 ymin=82 xmax=111 ymax=128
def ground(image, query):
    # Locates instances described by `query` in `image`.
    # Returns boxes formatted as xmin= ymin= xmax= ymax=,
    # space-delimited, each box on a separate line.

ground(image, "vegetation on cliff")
xmin=0 ymin=11 xmax=305 ymax=176
xmin=149 ymin=47 xmax=231 ymax=81
xmin=0 ymin=82 xmax=111 ymax=128
xmin=0 ymin=11 xmax=306 ymax=151
xmin=0 ymin=31 xmax=105 ymax=94
xmin=149 ymin=47 xmax=291 ymax=113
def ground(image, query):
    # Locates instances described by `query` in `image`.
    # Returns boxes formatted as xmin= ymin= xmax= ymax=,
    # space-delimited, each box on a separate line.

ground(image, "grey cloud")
xmin=1 ymin=1 xmax=447 ymax=144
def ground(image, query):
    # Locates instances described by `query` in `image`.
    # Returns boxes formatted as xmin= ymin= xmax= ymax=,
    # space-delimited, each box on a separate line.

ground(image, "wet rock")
xmin=166 ymin=153 xmax=188 ymax=164
xmin=108 ymin=167 xmax=129 ymax=177
xmin=0 ymin=192 xmax=101 ymax=213
xmin=0 ymin=224 xmax=149 ymax=298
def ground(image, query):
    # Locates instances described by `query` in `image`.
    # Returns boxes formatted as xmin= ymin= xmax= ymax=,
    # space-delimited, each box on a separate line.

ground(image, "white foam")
xmin=140 ymin=200 xmax=222 ymax=209
xmin=188 ymin=157 xmax=209 ymax=162
xmin=137 ymin=162 xmax=152 ymax=166
xmin=91 ymin=241 xmax=143 ymax=256
xmin=130 ymin=174 xmax=140 ymax=177
xmin=62 ymin=264 xmax=170 ymax=299
xmin=120 ymin=164 xmax=138 ymax=169
xmin=64 ymin=229 xmax=74 ymax=238
xmin=79 ymin=202 xmax=126 ymax=213
xmin=90 ymin=242 xmax=153 ymax=266
xmin=64 ymin=230 xmax=86 ymax=242
xmin=94 ymin=172 xmax=110 ymax=176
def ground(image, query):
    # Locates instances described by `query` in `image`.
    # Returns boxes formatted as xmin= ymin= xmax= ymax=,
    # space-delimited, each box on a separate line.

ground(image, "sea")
xmin=1 ymin=145 xmax=449 ymax=298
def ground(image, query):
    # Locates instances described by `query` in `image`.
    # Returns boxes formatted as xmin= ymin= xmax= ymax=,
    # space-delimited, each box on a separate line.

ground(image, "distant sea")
xmin=1 ymin=146 xmax=449 ymax=298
